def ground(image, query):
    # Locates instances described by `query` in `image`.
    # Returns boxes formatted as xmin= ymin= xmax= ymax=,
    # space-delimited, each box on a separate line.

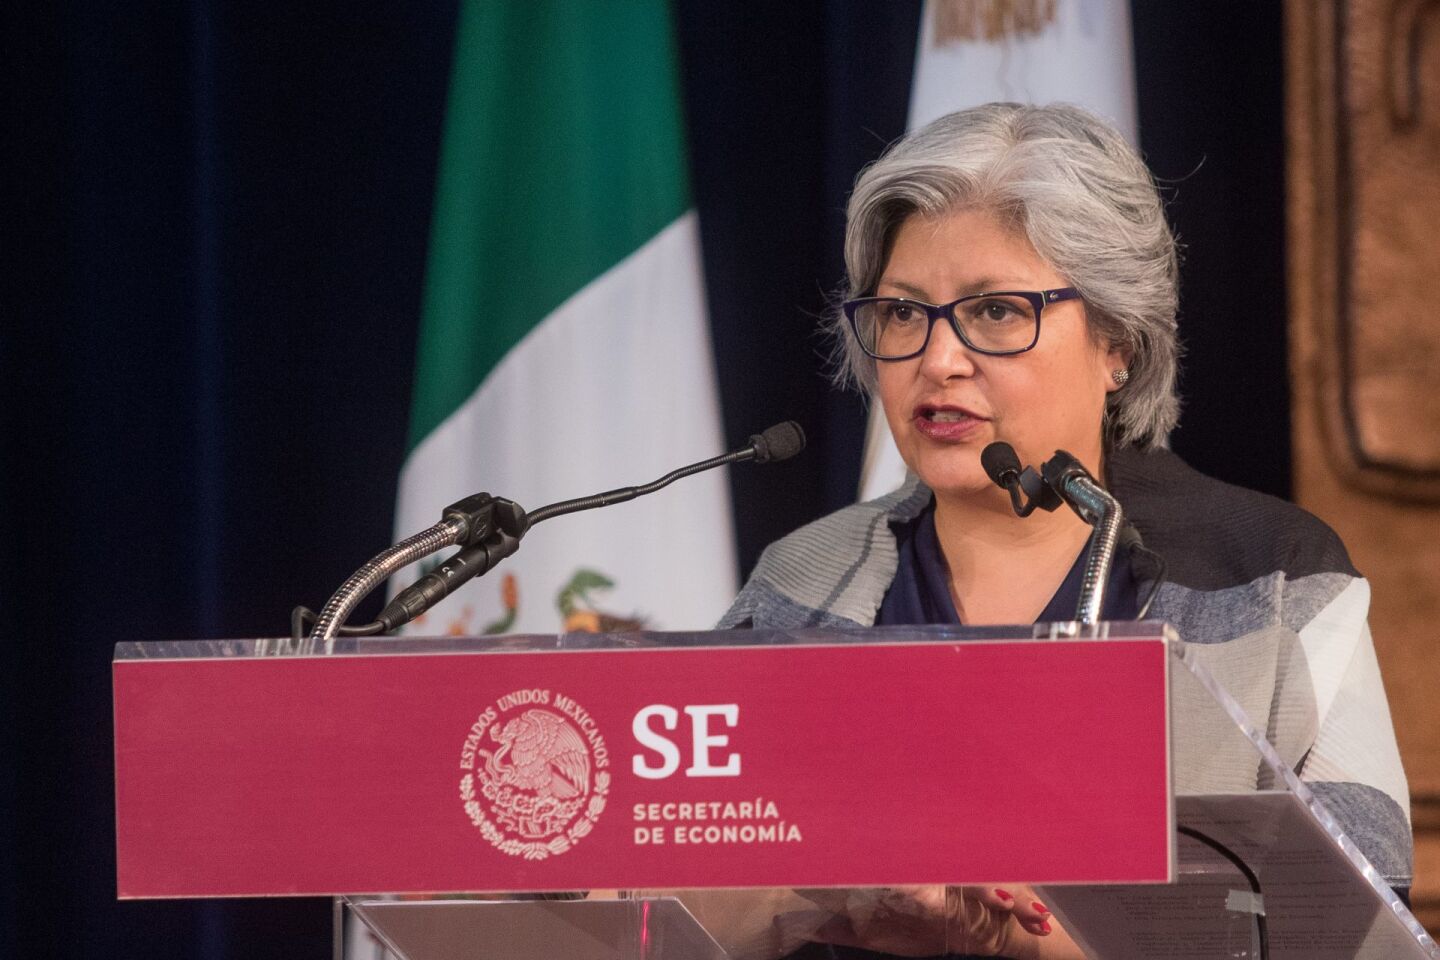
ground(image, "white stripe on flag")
xmin=395 ymin=213 xmax=737 ymax=635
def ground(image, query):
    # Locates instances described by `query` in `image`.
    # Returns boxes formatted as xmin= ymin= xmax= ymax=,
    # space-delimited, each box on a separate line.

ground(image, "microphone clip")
xmin=1012 ymin=463 xmax=1064 ymax=517
xmin=374 ymin=493 xmax=532 ymax=633
xmin=982 ymin=442 xmax=1063 ymax=517
xmin=442 ymin=492 xmax=530 ymax=546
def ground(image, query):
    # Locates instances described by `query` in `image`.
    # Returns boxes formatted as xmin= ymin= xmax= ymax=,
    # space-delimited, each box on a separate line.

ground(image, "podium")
xmin=113 ymin=623 xmax=1439 ymax=958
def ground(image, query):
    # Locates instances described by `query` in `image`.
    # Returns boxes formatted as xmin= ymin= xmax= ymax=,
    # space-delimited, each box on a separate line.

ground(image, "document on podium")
xmin=1038 ymin=792 xmax=1437 ymax=960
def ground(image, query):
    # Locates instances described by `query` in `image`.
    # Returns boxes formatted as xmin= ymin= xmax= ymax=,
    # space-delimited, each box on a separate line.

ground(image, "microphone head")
xmin=980 ymin=442 xmax=1022 ymax=488
xmin=751 ymin=421 xmax=806 ymax=463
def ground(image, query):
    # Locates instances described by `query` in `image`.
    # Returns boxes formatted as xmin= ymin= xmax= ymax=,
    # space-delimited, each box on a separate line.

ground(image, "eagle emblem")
xmin=480 ymin=709 xmax=591 ymax=839
xmin=459 ymin=693 xmax=610 ymax=859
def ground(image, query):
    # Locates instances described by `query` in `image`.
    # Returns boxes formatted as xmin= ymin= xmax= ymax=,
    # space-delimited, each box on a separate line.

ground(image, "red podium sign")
xmin=113 ymin=633 xmax=1172 ymax=898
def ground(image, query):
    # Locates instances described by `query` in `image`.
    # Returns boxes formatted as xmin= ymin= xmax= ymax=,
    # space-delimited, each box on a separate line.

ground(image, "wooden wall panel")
xmin=1287 ymin=0 xmax=1440 ymax=929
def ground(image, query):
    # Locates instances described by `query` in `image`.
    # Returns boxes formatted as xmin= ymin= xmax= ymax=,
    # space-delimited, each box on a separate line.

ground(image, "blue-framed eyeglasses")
xmin=843 ymin=288 xmax=1081 ymax=360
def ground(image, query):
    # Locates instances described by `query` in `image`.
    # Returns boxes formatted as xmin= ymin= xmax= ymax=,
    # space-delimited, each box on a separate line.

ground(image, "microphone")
xmin=981 ymin=442 xmax=1060 ymax=517
xmin=980 ymin=442 xmax=1022 ymax=487
xmin=524 ymin=420 xmax=804 ymax=525
xmin=750 ymin=420 xmax=806 ymax=463
xmin=369 ymin=421 xmax=807 ymax=634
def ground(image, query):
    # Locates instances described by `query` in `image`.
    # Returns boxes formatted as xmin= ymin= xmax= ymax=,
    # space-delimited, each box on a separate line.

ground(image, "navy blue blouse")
xmin=875 ymin=498 xmax=1140 ymax=627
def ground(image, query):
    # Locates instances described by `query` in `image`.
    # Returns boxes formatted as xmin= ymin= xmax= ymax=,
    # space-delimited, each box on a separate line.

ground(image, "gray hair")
xmin=835 ymin=102 xmax=1181 ymax=450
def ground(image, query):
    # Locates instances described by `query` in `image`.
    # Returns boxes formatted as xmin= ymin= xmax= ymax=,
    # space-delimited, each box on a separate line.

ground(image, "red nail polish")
xmin=1040 ymin=920 xmax=1052 ymax=934
xmin=1031 ymin=901 xmax=1049 ymax=914
xmin=994 ymin=889 xmax=1013 ymax=901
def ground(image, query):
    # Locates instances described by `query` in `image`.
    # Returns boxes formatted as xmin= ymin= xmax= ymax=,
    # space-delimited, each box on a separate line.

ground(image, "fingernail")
xmin=1040 ymin=920 xmax=1052 ymax=934
xmin=1031 ymin=901 xmax=1049 ymax=915
xmin=994 ymin=888 xmax=1013 ymax=901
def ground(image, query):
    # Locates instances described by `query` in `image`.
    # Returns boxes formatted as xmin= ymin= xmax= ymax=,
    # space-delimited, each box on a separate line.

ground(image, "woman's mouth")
xmin=913 ymin=404 xmax=988 ymax=442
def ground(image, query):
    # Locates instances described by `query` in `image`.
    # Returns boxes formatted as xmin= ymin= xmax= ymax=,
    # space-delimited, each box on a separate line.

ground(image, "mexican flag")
xmin=859 ymin=0 xmax=1139 ymax=501
xmin=392 ymin=1 xmax=737 ymax=638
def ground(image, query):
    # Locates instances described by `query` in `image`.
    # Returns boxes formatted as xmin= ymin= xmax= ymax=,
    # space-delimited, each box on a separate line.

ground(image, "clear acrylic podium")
xmin=113 ymin=623 xmax=1438 ymax=959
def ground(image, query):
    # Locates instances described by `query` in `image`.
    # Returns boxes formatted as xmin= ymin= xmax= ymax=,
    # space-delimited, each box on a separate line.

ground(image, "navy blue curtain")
xmin=2 ymin=1 xmax=1285 ymax=956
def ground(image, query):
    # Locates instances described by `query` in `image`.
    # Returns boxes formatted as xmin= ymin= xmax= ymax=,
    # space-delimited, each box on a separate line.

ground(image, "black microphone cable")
xmin=1121 ymin=524 xmax=1167 ymax=619
xmin=1176 ymin=825 xmax=1269 ymax=960
xmin=525 ymin=420 xmax=804 ymax=526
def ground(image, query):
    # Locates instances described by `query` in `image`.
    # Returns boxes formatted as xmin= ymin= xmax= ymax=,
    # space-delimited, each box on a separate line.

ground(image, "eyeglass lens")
xmin=857 ymin=295 xmax=1039 ymax=357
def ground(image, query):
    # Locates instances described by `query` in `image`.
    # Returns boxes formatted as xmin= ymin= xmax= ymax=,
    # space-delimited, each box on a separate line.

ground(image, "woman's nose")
xmin=917 ymin=316 xmax=978 ymax=381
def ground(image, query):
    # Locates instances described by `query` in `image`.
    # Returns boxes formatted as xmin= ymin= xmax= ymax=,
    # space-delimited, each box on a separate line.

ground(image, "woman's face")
xmin=874 ymin=208 xmax=1127 ymax=502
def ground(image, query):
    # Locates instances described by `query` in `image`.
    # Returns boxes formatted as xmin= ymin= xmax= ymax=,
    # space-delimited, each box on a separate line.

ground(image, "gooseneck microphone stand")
xmin=302 ymin=492 xmax=526 ymax=651
xmin=1039 ymin=451 xmax=1125 ymax=625
xmin=293 ymin=421 xmax=806 ymax=652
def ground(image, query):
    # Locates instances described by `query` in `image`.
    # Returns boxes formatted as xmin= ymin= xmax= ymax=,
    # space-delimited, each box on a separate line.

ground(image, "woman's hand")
xmin=797 ymin=884 xmax=1059 ymax=958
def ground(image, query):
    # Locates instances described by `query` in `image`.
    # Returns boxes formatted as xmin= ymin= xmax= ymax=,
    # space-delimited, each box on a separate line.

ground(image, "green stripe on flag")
xmin=408 ymin=0 xmax=692 ymax=451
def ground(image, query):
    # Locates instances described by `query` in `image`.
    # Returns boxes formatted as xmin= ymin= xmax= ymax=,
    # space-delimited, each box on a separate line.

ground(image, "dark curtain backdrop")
xmin=2 ymin=1 xmax=1286 ymax=956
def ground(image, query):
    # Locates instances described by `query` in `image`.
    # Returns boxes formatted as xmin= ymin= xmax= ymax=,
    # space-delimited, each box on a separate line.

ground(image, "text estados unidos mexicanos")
xmin=632 ymin=798 xmax=802 ymax=845
xmin=458 ymin=688 xmax=610 ymax=771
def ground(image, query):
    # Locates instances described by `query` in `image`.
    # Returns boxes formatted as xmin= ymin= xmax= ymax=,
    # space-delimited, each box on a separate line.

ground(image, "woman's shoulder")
xmin=1110 ymin=445 xmax=1358 ymax=587
xmin=1111 ymin=446 xmax=1363 ymax=640
xmin=759 ymin=478 xmax=929 ymax=564
xmin=717 ymin=479 xmax=931 ymax=629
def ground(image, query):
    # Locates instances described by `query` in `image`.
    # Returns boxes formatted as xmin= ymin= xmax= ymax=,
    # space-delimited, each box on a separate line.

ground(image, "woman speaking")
xmin=696 ymin=102 xmax=1411 ymax=959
